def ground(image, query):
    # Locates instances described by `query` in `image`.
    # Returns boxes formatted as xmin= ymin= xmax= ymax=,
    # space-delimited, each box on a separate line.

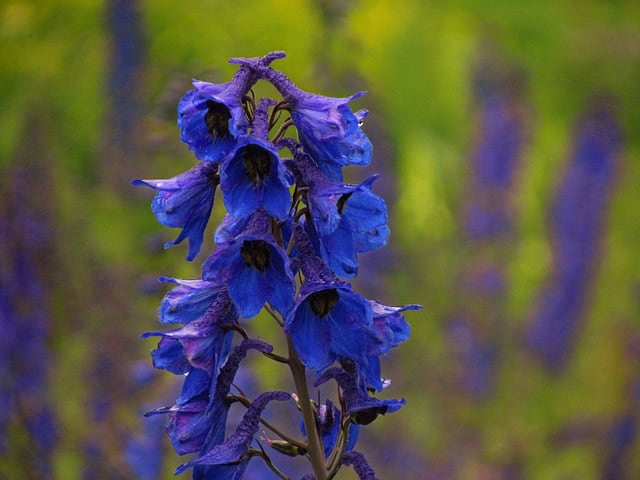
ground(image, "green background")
xmin=1 ymin=0 xmax=639 ymax=478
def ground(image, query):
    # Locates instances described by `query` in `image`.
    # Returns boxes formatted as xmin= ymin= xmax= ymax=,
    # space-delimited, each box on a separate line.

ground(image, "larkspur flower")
xmin=315 ymin=367 xmax=405 ymax=425
xmin=202 ymin=212 xmax=294 ymax=318
xmin=220 ymin=136 xmax=291 ymax=220
xmin=286 ymin=281 xmax=373 ymax=371
xmin=176 ymin=391 xmax=291 ymax=478
xmin=157 ymin=277 xmax=224 ymax=325
xmin=229 ymin=59 xmax=372 ymax=179
xmin=300 ymin=399 xmax=360 ymax=458
xmin=306 ymin=176 xmax=389 ymax=278
xmin=132 ymin=161 xmax=218 ymax=260
xmin=283 ymin=143 xmax=388 ymax=277
xmin=143 ymin=287 xmax=235 ymax=375
xmin=146 ymin=340 xmax=273 ymax=457
xmin=178 ymin=75 xmax=251 ymax=163
xmin=361 ymin=301 xmax=419 ymax=391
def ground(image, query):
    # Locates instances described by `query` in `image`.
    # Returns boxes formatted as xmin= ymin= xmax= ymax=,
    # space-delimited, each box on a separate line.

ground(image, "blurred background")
xmin=1 ymin=0 xmax=639 ymax=478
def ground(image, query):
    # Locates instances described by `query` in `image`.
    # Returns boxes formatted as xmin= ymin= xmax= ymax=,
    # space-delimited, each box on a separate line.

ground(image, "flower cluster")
xmin=135 ymin=52 xmax=419 ymax=479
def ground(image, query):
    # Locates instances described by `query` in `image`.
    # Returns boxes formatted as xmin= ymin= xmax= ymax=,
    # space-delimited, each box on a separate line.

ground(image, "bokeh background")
xmin=1 ymin=0 xmax=639 ymax=478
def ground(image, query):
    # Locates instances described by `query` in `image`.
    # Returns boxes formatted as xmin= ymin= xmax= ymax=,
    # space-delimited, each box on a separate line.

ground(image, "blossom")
xmin=228 ymin=59 xmax=372 ymax=179
xmin=157 ymin=277 xmax=224 ymax=325
xmin=219 ymin=136 xmax=291 ymax=220
xmin=177 ymin=76 xmax=250 ymax=163
xmin=300 ymin=399 xmax=360 ymax=458
xmin=143 ymin=286 xmax=235 ymax=374
xmin=146 ymin=340 xmax=273 ymax=458
xmin=286 ymin=282 xmax=373 ymax=372
xmin=132 ymin=161 xmax=218 ymax=261
xmin=360 ymin=301 xmax=418 ymax=390
xmin=203 ymin=212 xmax=294 ymax=318
xmin=290 ymin=93 xmax=372 ymax=179
xmin=285 ymin=146 xmax=388 ymax=277
xmin=175 ymin=391 xmax=291 ymax=478
xmin=315 ymin=368 xmax=405 ymax=425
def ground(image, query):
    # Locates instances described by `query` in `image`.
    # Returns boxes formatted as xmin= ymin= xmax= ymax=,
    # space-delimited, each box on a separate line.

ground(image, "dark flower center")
xmin=242 ymin=145 xmax=272 ymax=187
xmin=337 ymin=193 xmax=353 ymax=214
xmin=352 ymin=406 xmax=388 ymax=425
xmin=308 ymin=289 xmax=339 ymax=317
xmin=204 ymin=100 xmax=232 ymax=140
xmin=240 ymin=240 xmax=271 ymax=271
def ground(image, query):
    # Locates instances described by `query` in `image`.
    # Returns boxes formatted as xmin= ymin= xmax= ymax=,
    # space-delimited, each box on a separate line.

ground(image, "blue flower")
xmin=220 ymin=136 xmax=291 ymax=220
xmin=315 ymin=367 xmax=405 ymax=425
xmin=285 ymin=148 xmax=388 ymax=277
xmin=229 ymin=60 xmax=372 ymax=179
xmin=175 ymin=390 xmax=291 ymax=478
xmin=307 ymin=176 xmax=389 ymax=277
xmin=290 ymin=92 xmax=372 ymax=179
xmin=178 ymin=75 xmax=251 ymax=163
xmin=285 ymin=282 xmax=373 ymax=372
xmin=359 ymin=301 xmax=418 ymax=391
xmin=146 ymin=340 xmax=273 ymax=458
xmin=143 ymin=286 xmax=235 ymax=374
xmin=202 ymin=225 xmax=294 ymax=319
xmin=157 ymin=277 xmax=224 ymax=325
xmin=300 ymin=399 xmax=360 ymax=458
xmin=132 ymin=161 xmax=218 ymax=261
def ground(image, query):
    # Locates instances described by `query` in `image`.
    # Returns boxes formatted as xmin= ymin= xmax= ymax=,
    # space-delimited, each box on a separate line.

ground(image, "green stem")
xmin=287 ymin=336 xmax=327 ymax=480
xmin=249 ymin=447 xmax=291 ymax=480
xmin=229 ymin=395 xmax=306 ymax=450
xmin=326 ymin=419 xmax=352 ymax=479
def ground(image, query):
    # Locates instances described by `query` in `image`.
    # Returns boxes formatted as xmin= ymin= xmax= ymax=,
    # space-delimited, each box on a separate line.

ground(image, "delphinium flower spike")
xmin=137 ymin=51 xmax=420 ymax=480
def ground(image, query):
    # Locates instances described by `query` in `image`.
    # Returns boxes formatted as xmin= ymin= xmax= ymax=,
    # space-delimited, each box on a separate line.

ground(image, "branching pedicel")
xmin=135 ymin=52 xmax=420 ymax=480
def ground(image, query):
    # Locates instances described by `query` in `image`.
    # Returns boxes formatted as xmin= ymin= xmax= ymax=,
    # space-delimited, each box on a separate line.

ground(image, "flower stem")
xmin=287 ymin=336 xmax=327 ymax=480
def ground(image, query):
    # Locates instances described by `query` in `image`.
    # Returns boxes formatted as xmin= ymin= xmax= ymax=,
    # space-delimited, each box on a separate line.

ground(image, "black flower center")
xmin=204 ymin=100 xmax=232 ymax=140
xmin=337 ymin=193 xmax=353 ymax=214
xmin=308 ymin=289 xmax=339 ymax=317
xmin=352 ymin=406 xmax=388 ymax=425
xmin=242 ymin=145 xmax=272 ymax=187
xmin=240 ymin=240 xmax=271 ymax=271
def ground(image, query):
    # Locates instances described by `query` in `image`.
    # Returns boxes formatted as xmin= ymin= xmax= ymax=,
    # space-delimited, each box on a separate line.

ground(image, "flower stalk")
xmin=288 ymin=336 xmax=328 ymax=480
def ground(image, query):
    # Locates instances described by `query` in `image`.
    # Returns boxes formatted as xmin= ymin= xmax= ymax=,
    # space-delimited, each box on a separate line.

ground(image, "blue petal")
xmin=261 ymin=162 xmax=292 ymax=221
xmin=150 ymin=337 xmax=190 ymax=375
xmin=343 ymin=186 xmax=389 ymax=253
xmin=220 ymin=154 xmax=261 ymax=218
xmin=287 ymin=300 xmax=334 ymax=371
xmin=227 ymin=261 xmax=268 ymax=318
xmin=325 ymin=290 xmax=372 ymax=363
xmin=158 ymin=278 xmax=222 ymax=325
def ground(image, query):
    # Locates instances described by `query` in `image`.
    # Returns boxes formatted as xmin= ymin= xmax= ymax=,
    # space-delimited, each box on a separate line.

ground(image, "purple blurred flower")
xmin=526 ymin=103 xmax=621 ymax=370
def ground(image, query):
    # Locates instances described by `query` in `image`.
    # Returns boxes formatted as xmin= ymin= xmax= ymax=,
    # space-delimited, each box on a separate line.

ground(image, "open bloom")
xmin=315 ymin=367 xmax=405 ymax=425
xmin=307 ymin=175 xmax=389 ymax=277
xmin=228 ymin=59 xmax=372 ymax=180
xmin=300 ymin=399 xmax=360 ymax=458
xmin=290 ymin=92 xmax=372 ymax=179
xmin=132 ymin=162 xmax=218 ymax=261
xmin=285 ymin=282 xmax=372 ymax=372
xmin=175 ymin=390 xmax=290 ymax=478
xmin=220 ymin=136 xmax=291 ymax=220
xmin=177 ymin=71 xmax=253 ymax=163
xmin=203 ymin=232 xmax=294 ymax=318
